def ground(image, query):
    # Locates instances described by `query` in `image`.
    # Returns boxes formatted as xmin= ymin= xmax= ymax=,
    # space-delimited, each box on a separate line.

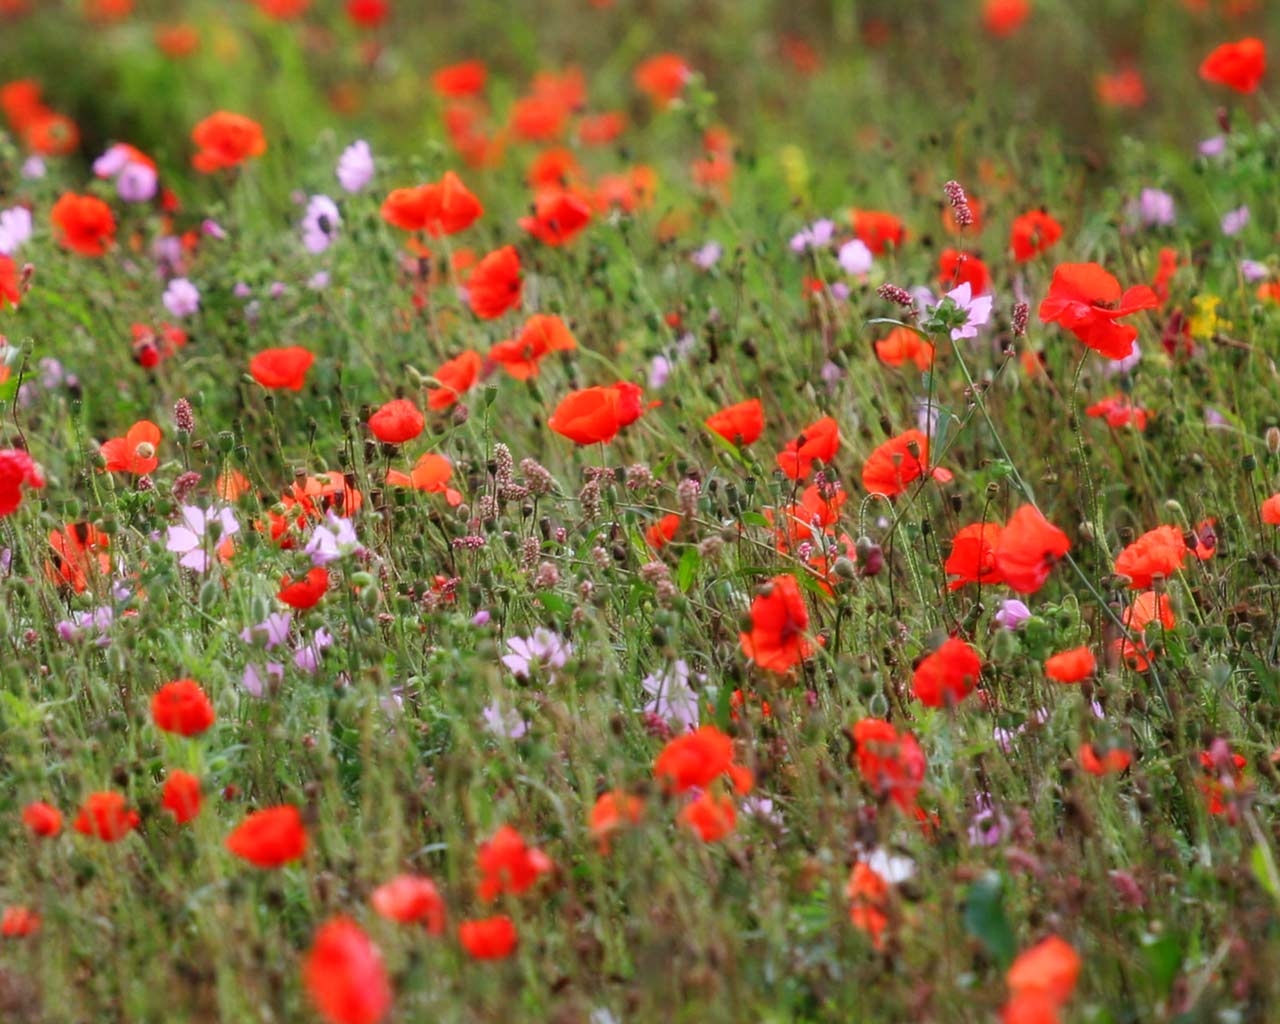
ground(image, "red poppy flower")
xmin=250 ymin=346 xmax=315 ymax=391
xmin=679 ymin=791 xmax=737 ymax=842
xmin=100 ymin=420 xmax=161 ymax=475
xmin=432 ymin=60 xmax=487 ymax=98
xmin=509 ymin=94 xmax=568 ymax=142
xmin=225 ymin=805 xmax=308 ymax=868
xmin=488 ymin=314 xmax=577 ymax=380
xmin=1114 ymin=524 xmax=1187 ymax=588
xmin=653 ymin=725 xmax=736 ymax=793
xmin=161 ymin=770 xmax=202 ymax=824
xmin=1085 ymin=394 xmax=1148 ymax=431
xmin=983 ymin=0 xmax=1030 ymax=37
xmin=634 ymin=53 xmax=691 ymax=107
xmin=992 ymin=505 xmax=1071 ymax=594
xmin=912 ymin=637 xmax=982 ymax=707
xmin=645 ymin=513 xmax=681 ymax=550
xmin=739 ymin=573 xmax=814 ymax=673
xmin=151 ymin=678 xmax=216 ymax=736
xmin=776 ymin=415 xmax=840 ymax=480
xmin=945 ymin=522 xmax=1005 ymax=590
xmin=1079 ymin=743 xmax=1131 ymax=776
xmin=519 ymin=189 xmax=592 ymax=246
xmin=851 ymin=209 xmax=906 ymax=254
xmin=1006 ymin=935 xmax=1081 ymax=1006
xmin=371 ymin=875 xmax=446 ymax=933
xmin=527 ymin=148 xmax=581 ymax=191
xmin=386 ymin=452 xmax=463 ymax=505
xmin=1095 ymin=65 xmax=1148 ymax=108
xmin=1198 ymin=746 xmax=1248 ymax=817
xmin=279 ymin=567 xmax=329 ymax=610
xmin=45 ymin=522 xmax=111 ymax=593
xmin=24 ymin=110 xmax=80 ymax=156
xmin=847 ymin=862 xmax=891 ymax=949
xmin=593 ymin=166 xmax=658 ymax=213
xmin=705 ymin=398 xmax=764 ymax=446
xmin=303 ymin=917 xmax=392 ymax=1024
xmin=0 ymin=448 xmax=45 ymax=517
xmin=476 ymin=825 xmax=554 ymax=902
xmin=874 ymin=327 xmax=934 ymax=370
xmin=21 ymin=801 xmax=62 ymax=838
xmin=847 ymin=718 xmax=926 ymax=812
xmin=938 ymin=248 xmax=990 ymax=295
xmin=548 ymin=382 xmax=645 ymax=445
xmin=1191 ymin=518 xmax=1217 ymax=560
xmin=1038 ymin=262 xmax=1159 ymax=360
xmin=588 ymin=790 xmax=645 ymax=853
xmin=0 ymin=255 xmax=20 ymax=311
xmin=1199 ymin=38 xmax=1265 ymax=94
xmin=50 ymin=193 xmax=116 ymax=257
xmin=381 ymin=172 xmax=483 ymax=236
xmin=1010 ymin=209 xmax=1062 ymax=261
xmin=1263 ymin=494 xmax=1280 ymax=526
xmin=345 ymin=0 xmax=388 ymax=28
xmin=578 ymin=111 xmax=626 ymax=146
xmin=191 ymin=111 xmax=266 ymax=173
xmin=73 ymin=791 xmax=140 ymax=842
xmin=1044 ymin=646 xmax=1096 ymax=683
xmin=250 ymin=0 xmax=309 ymax=17
xmin=467 ymin=245 xmax=523 ymax=319
xmin=1 ymin=907 xmax=40 ymax=938
xmin=426 ymin=350 xmax=482 ymax=411
xmin=862 ymin=429 xmax=934 ymax=497
xmin=368 ymin=398 xmax=424 ymax=444
xmin=459 ymin=915 xmax=517 ymax=959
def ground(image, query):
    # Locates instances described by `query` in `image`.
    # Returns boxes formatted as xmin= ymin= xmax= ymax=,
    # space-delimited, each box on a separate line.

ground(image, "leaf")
xmin=740 ymin=511 xmax=770 ymax=528
xmin=1141 ymin=932 xmax=1182 ymax=996
xmin=1252 ymin=843 xmax=1280 ymax=902
xmin=962 ymin=872 xmax=1016 ymax=968
xmin=677 ymin=545 xmax=700 ymax=592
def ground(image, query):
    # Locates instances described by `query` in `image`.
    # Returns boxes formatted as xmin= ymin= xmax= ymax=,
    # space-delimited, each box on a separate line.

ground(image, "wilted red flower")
xmin=776 ymin=415 xmax=840 ymax=480
xmin=945 ymin=522 xmax=1005 ymax=590
xmin=488 ymin=314 xmax=577 ymax=380
xmin=50 ymin=193 xmax=116 ymax=257
xmin=161 ymin=770 xmax=202 ymax=824
xmin=548 ymin=382 xmax=645 ymax=445
xmin=459 ymin=915 xmax=517 ymax=959
xmin=225 ymin=805 xmax=308 ymax=868
xmin=21 ymin=801 xmax=62 ymax=838
xmin=1038 ymin=262 xmax=1159 ymax=360
xmin=100 ymin=420 xmax=161 ymax=475
xmin=634 ymin=53 xmax=691 ymax=107
xmin=705 ymin=398 xmax=764 ymax=445
xmin=476 ymin=825 xmax=554 ymax=902
xmin=467 ymin=245 xmax=522 ymax=319
xmin=432 ymin=60 xmax=487 ymax=98
xmin=371 ymin=875 xmax=446 ymax=933
xmin=1114 ymin=525 xmax=1187 ymax=588
xmin=874 ymin=327 xmax=934 ymax=370
xmin=847 ymin=718 xmax=926 ymax=812
xmin=191 ymin=111 xmax=266 ymax=173
xmin=520 ymin=189 xmax=592 ymax=246
xmin=851 ymin=209 xmax=906 ymax=254
xmin=250 ymin=346 xmax=315 ymax=391
xmin=912 ymin=637 xmax=982 ymax=707
xmin=654 ymin=725 xmax=737 ymax=793
xmin=992 ymin=505 xmax=1071 ymax=594
xmin=1 ymin=906 xmax=40 ymax=938
xmin=0 ymin=448 xmax=45 ymax=516
xmin=73 ymin=791 xmax=140 ymax=842
xmin=151 ymin=678 xmax=216 ymax=736
xmin=1199 ymin=38 xmax=1265 ymax=94
xmin=368 ymin=398 xmax=424 ymax=444
xmin=1010 ymin=209 xmax=1062 ymax=261
xmin=386 ymin=452 xmax=463 ymax=505
xmin=279 ymin=567 xmax=329 ymax=610
xmin=588 ymin=790 xmax=645 ymax=853
xmin=679 ymin=791 xmax=737 ymax=842
xmin=1044 ymin=646 xmax=1096 ymax=683
xmin=303 ymin=918 xmax=392 ymax=1024
xmin=739 ymin=573 xmax=814 ymax=673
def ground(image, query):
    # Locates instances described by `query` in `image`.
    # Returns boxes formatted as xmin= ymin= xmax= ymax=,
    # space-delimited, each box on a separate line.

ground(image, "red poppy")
xmin=1078 ymin=743 xmax=1131 ymax=776
xmin=588 ymin=790 xmax=645 ymax=853
xmin=386 ymin=452 xmax=463 ymax=505
xmin=155 ymin=24 xmax=201 ymax=58
xmin=1192 ymin=518 xmax=1217 ymax=560
xmin=776 ymin=415 xmax=840 ymax=480
xmin=1006 ymin=935 xmax=1081 ymax=1007
xmin=0 ymin=448 xmax=44 ymax=516
xmin=874 ymin=327 xmax=934 ymax=370
xmin=1117 ymin=590 xmax=1175 ymax=670
xmin=151 ymin=678 xmax=216 ymax=736
xmin=705 ymin=398 xmax=764 ymax=446
xmin=488 ymin=314 xmax=577 ymax=380
xmin=73 ymin=791 xmax=140 ymax=842
xmin=645 ymin=513 xmax=681 ymax=550
xmin=1010 ymin=209 xmax=1063 ymax=261
xmin=380 ymin=172 xmax=483 ymax=236
xmin=45 ymin=522 xmax=111 ymax=593
xmin=520 ymin=189 xmax=592 ymax=246
xmin=459 ymin=915 xmax=517 ymax=959
xmin=426 ymin=350 xmax=482 ymax=411
xmin=634 ymin=53 xmax=691 ymax=107
xmin=862 ymin=429 xmax=935 ymax=497
xmin=24 ymin=111 xmax=80 ymax=156
xmin=161 ymin=770 xmax=202 ymax=824
xmin=371 ymin=875 xmax=446 ymax=933
xmin=432 ymin=60 xmax=487 ymax=98
xmin=191 ymin=111 xmax=266 ymax=173
xmin=509 ymin=94 xmax=568 ymax=142
xmin=527 ymin=148 xmax=581 ymax=191
xmin=279 ymin=567 xmax=329 ymax=610
xmin=1085 ymin=395 xmax=1148 ymax=431
xmin=992 ymin=505 xmax=1071 ymax=594
xmin=912 ymin=637 xmax=982 ymax=707
xmin=50 ymin=193 xmax=116 ymax=257
xmin=21 ymin=801 xmax=62 ymax=838
xmin=1 ymin=906 xmax=40 ymax=938
xmin=548 ymin=382 xmax=645 ymax=445
xmin=578 ymin=111 xmax=626 ymax=146
xmin=739 ymin=573 xmax=814 ymax=673
xmin=100 ymin=420 xmax=161 ymax=475
xmin=250 ymin=346 xmax=315 ymax=391
xmin=983 ymin=0 xmax=1030 ymax=37
xmin=1095 ymin=65 xmax=1147 ymax=109
xmin=847 ymin=718 xmax=926 ymax=812
xmin=1114 ymin=525 xmax=1187 ymax=588
xmin=1038 ymin=262 xmax=1159 ymax=360
xmin=847 ymin=862 xmax=891 ymax=949
xmin=467 ymin=245 xmax=523 ymax=319
xmin=0 ymin=254 xmax=20 ymax=311
xmin=476 ymin=825 xmax=554 ymax=901
xmin=1198 ymin=746 xmax=1248 ymax=817
xmin=1044 ymin=646 xmax=1096 ymax=683
xmin=345 ymin=0 xmax=388 ymax=28
xmin=679 ymin=791 xmax=737 ymax=842
xmin=653 ymin=725 xmax=737 ymax=793
xmin=938 ymin=248 xmax=990 ymax=295
xmin=303 ymin=917 xmax=392 ymax=1024
xmin=945 ymin=522 xmax=1005 ymax=590
xmin=1199 ymin=38 xmax=1265 ymax=94
xmin=1263 ymin=494 xmax=1280 ymax=526
xmin=225 ymin=805 xmax=308 ymax=868
xmin=368 ymin=398 xmax=424 ymax=444
xmin=851 ymin=209 xmax=906 ymax=254
xmin=593 ymin=166 xmax=658 ymax=212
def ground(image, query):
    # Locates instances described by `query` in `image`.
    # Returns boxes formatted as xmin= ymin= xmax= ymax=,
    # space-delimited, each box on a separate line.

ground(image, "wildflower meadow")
xmin=4 ymin=0 xmax=1280 ymax=1020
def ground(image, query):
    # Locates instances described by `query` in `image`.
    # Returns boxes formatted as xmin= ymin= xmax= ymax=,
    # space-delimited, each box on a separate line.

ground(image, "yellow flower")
xmin=1188 ymin=295 xmax=1229 ymax=341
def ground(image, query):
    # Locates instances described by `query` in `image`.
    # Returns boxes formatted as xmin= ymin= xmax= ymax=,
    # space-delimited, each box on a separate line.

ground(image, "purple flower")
xmin=242 ymin=661 xmax=285 ymax=698
xmin=967 ymin=794 xmax=1010 ymax=847
xmin=1130 ymin=188 xmax=1175 ymax=228
xmin=471 ymin=610 xmax=491 ymax=626
xmin=692 ymin=241 xmax=722 ymax=269
xmin=1199 ymin=135 xmax=1226 ymax=157
xmin=201 ymin=219 xmax=227 ymax=240
xmin=295 ymin=628 xmax=333 ymax=673
xmin=304 ymin=512 xmax=362 ymax=566
xmin=233 ymin=282 xmax=253 ymax=299
xmin=482 ymin=700 xmax=529 ymax=739
xmin=337 ymin=140 xmax=374 ymax=193
xmin=308 ymin=271 xmax=330 ymax=291
xmin=944 ymin=281 xmax=993 ymax=341
xmin=118 ymin=162 xmax=157 ymax=203
xmin=241 ymin=612 xmax=293 ymax=650
xmin=648 ymin=354 xmax=671 ymax=390
xmin=269 ymin=282 xmax=286 ymax=299
xmin=641 ymin=660 xmax=701 ymax=732
xmin=501 ymin=628 xmax=571 ymax=680
xmin=301 ymin=194 xmax=341 ymax=254
xmin=1241 ymin=259 xmax=1269 ymax=282
xmin=995 ymin=599 xmax=1031 ymax=630
xmin=789 ymin=218 xmax=835 ymax=253
xmin=0 ymin=206 xmax=33 ymax=256
xmin=21 ymin=156 xmax=45 ymax=180
xmin=1222 ymin=206 xmax=1250 ymax=237
xmin=163 ymin=278 xmax=200 ymax=319
xmin=166 ymin=504 xmax=239 ymax=572
xmin=57 ymin=606 xmax=115 ymax=646
xmin=838 ymin=239 xmax=873 ymax=275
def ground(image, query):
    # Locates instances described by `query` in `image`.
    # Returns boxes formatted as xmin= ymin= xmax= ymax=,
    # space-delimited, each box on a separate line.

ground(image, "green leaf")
xmin=962 ymin=872 xmax=1016 ymax=969
xmin=1141 ymin=933 xmax=1183 ymax=996
xmin=1252 ymin=843 xmax=1280 ymax=902
xmin=677 ymin=545 xmax=700 ymax=592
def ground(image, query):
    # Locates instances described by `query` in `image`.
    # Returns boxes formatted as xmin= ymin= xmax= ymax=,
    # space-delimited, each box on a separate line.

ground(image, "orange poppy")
xmin=303 ymin=918 xmax=392 ymax=1024
xmin=705 ymin=398 xmax=764 ymax=446
xmin=912 ymin=637 xmax=982 ymax=707
xmin=945 ymin=522 xmax=1005 ymax=590
xmin=862 ymin=429 xmax=931 ymax=498
xmin=1044 ymin=646 xmax=1096 ymax=683
xmin=645 ymin=513 xmax=681 ymax=550
xmin=1078 ymin=744 xmax=1131 ymax=776
xmin=386 ymin=452 xmax=463 ymax=505
xmin=1038 ymin=262 xmax=1158 ymax=360
xmin=679 ymin=791 xmax=737 ymax=842
xmin=634 ymin=53 xmax=691 ymax=107
xmin=161 ymin=770 xmax=202 ymax=824
xmin=1114 ymin=525 xmax=1187 ymax=588
xmin=73 ymin=791 xmax=140 ymax=842
xmin=1006 ymin=935 xmax=1081 ymax=1006
xmin=548 ymin=382 xmax=645 ymax=445
xmin=225 ymin=805 xmax=308 ymax=868
xmin=426 ymin=350 xmax=482 ymax=411
xmin=368 ymin=398 xmax=424 ymax=444
xmin=519 ymin=189 xmax=592 ymax=246
xmin=24 ymin=111 xmax=80 ymax=156
xmin=50 ymin=193 xmax=116 ymax=257
xmin=1010 ymin=209 xmax=1062 ymax=262
xmin=371 ymin=875 xmax=446 ymax=933
xmin=588 ymin=790 xmax=645 ymax=853
xmin=191 ymin=111 xmax=266 ymax=173
xmin=46 ymin=522 xmax=111 ymax=593
xmin=467 ymin=245 xmax=522 ymax=319
xmin=476 ymin=825 xmax=553 ymax=901
xmin=151 ymin=679 xmax=215 ymax=736
xmin=509 ymin=94 xmax=568 ymax=142
xmin=1199 ymin=38 xmax=1265 ymax=94
xmin=776 ymin=415 xmax=839 ymax=480
xmin=488 ymin=313 xmax=577 ymax=380
xmin=100 ymin=420 xmax=161 ymax=475
xmin=874 ymin=327 xmax=934 ymax=370
xmin=527 ymin=148 xmax=581 ymax=191
xmin=155 ymin=23 xmax=200 ymax=58
xmin=380 ymin=172 xmax=483 ymax=236
xmin=1116 ymin=590 xmax=1174 ymax=670
xmin=459 ymin=915 xmax=517 ymax=959
xmin=739 ymin=573 xmax=814 ymax=673
xmin=250 ymin=346 xmax=315 ymax=391
xmin=991 ymin=505 xmax=1070 ymax=594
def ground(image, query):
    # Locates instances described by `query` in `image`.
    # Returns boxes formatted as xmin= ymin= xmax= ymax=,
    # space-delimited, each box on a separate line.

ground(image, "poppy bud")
xmin=855 ymin=536 xmax=884 ymax=576
xmin=1267 ymin=427 xmax=1280 ymax=455
xmin=1243 ymin=454 xmax=1258 ymax=472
